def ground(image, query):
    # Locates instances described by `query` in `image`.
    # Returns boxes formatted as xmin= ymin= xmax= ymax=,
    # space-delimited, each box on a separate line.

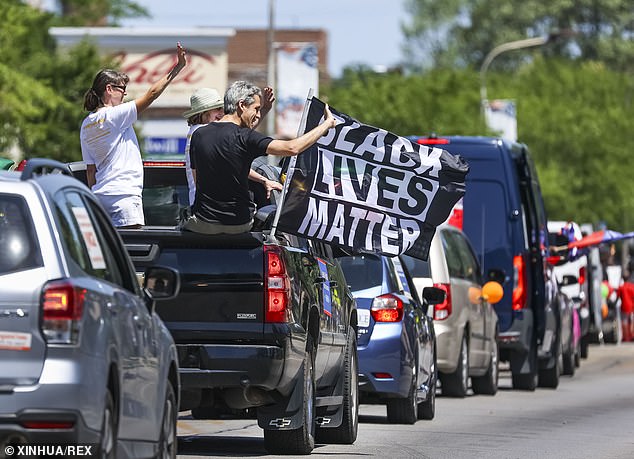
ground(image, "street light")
xmin=479 ymin=30 xmax=573 ymax=111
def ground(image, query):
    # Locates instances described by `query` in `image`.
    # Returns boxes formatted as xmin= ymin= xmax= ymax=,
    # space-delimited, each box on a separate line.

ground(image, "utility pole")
xmin=266 ymin=0 xmax=276 ymax=138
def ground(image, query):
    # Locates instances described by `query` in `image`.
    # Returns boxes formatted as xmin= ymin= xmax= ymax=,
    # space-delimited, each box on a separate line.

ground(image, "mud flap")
xmin=257 ymin=361 xmax=306 ymax=430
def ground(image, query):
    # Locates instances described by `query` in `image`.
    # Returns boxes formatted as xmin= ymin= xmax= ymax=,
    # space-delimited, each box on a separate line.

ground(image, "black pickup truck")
xmin=71 ymin=160 xmax=359 ymax=455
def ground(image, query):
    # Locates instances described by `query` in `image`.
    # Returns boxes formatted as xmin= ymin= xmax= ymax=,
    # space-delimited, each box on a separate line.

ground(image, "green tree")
xmin=324 ymin=59 xmax=634 ymax=231
xmin=402 ymin=0 xmax=634 ymax=72
xmin=57 ymin=0 xmax=149 ymax=26
xmin=0 ymin=0 xmax=104 ymax=162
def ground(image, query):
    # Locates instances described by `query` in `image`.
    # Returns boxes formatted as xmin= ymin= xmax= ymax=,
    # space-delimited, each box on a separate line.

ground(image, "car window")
xmin=440 ymin=230 xmax=465 ymax=279
xmin=400 ymin=254 xmax=430 ymax=278
xmin=0 ymin=193 xmax=43 ymax=274
xmin=143 ymin=166 xmax=189 ymax=226
xmin=54 ymin=190 xmax=123 ymax=287
xmin=83 ymin=195 xmax=140 ymax=293
xmin=338 ymin=255 xmax=382 ymax=292
xmin=391 ymin=257 xmax=412 ymax=296
xmin=451 ymin=231 xmax=482 ymax=284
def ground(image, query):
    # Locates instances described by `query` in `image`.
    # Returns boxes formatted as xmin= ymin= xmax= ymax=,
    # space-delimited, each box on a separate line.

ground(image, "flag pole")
xmin=269 ymin=88 xmax=314 ymax=240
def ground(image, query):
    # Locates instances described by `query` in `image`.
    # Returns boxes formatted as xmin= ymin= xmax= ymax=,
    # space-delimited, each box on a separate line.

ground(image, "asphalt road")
xmin=176 ymin=342 xmax=634 ymax=458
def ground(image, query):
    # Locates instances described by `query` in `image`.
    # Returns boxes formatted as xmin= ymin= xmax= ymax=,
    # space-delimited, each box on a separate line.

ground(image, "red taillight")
xmin=578 ymin=266 xmax=586 ymax=285
xmin=264 ymin=246 xmax=290 ymax=323
xmin=372 ymin=372 xmax=393 ymax=379
xmin=41 ymin=281 xmax=85 ymax=344
xmin=371 ymin=294 xmax=404 ymax=322
xmin=416 ymin=138 xmax=450 ymax=145
xmin=512 ymin=255 xmax=527 ymax=311
xmin=21 ymin=421 xmax=74 ymax=429
xmin=432 ymin=283 xmax=452 ymax=320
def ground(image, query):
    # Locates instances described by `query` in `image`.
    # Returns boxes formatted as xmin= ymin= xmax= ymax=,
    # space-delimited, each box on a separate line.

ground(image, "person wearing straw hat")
xmin=183 ymin=86 xmax=282 ymax=207
xmin=182 ymin=80 xmax=335 ymax=235
xmin=183 ymin=88 xmax=226 ymax=207
xmin=81 ymin=43 xmax=187 ymax=228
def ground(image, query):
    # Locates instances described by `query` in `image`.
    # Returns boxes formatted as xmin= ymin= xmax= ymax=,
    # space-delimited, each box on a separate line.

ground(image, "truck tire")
xmin=511 ymin=347 xmax=538 ymax=391
xmin=264 ymin=340 xmax=316 ymax=455
xmin=441 ymin=334 xmax=469 ymax=397
xmin=472 ymin=340 xmax=499 ymax=395
xmin=316 ymin=328 xmax=358 ymax=444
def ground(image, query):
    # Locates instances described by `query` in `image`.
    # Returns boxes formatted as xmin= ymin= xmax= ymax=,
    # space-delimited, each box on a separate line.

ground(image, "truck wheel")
xmin=441 ymin=334 xmax=469 ymax=397
xmin=511 ymin=347 xmax=537 ymax=391
xmin=418 ymin=350 xmax=436 ymax=420
xmin=158 ymin=383 xmax=178 ymax=459
xmin=386 ymin=357 xmax=418 ymax=424
xmin=472 ymin=341 xmax=499 ymax=395
xmin=316 ymin=328 xmax=358 ymax=444
xmin=100 ymin=390 xmax=117 ymax=459
xmin=264 ymin=341 xmax=316 ymax=455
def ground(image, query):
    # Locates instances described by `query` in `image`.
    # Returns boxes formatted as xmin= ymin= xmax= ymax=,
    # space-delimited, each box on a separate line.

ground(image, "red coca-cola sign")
xmin=112 ymin=49 xmax=216 ymax=86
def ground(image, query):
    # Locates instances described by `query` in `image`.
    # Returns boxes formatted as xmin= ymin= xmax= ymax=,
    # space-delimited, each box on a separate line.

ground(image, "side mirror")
xmin=422 ymin=286 xmax=446 ymax=305
xmin=144 ymin=266 xmax=180 ymax=300
xmin=561 ymin=274 xmax=578 ymax=286
xmin=482 ymin=281 xmax=504 ymax=304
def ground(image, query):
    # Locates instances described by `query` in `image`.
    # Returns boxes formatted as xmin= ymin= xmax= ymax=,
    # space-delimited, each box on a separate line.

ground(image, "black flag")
xmin=277 ymin=97 xmax=469 ymax=260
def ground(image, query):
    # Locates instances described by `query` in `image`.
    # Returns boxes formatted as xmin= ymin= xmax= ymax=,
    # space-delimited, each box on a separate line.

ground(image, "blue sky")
xmin=116 ymin=0 xmax=408 ymax=77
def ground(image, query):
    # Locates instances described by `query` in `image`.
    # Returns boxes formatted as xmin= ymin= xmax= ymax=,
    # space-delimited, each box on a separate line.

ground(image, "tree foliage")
xmin=402 ymin=0 xmax=634 ymax=72
xmin=323 ymin=59 xmax=634 ymax=231
xmin=56 ymin=0 xmax=149 ymax=26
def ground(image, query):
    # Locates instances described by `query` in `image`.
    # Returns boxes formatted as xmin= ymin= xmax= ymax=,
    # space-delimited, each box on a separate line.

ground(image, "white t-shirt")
xmin=185 ymin=123 xmax=204 ymax=206
xmin=80 ymin=101 xmax=143 ymax=197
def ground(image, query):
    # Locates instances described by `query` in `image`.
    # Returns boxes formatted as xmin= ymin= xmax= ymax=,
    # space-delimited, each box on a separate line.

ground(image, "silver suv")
xmin=0 ymin=159 xmax=180 ymax=458
xmin=402 ymin=224 xmax=501 ymax=397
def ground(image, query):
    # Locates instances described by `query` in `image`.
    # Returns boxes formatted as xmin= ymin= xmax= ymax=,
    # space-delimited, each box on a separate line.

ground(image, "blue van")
xmin=409 ymin=136 xmax=563 ymax=391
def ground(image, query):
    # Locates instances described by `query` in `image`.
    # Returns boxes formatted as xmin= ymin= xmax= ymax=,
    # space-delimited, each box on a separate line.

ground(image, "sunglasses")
xmin=111 ymin=84 xmax=127 ymax=93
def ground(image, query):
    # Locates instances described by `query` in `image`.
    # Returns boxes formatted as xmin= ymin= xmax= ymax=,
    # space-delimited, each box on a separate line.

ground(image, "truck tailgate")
xmin=120 ymin=229 xmax=265 ymax=342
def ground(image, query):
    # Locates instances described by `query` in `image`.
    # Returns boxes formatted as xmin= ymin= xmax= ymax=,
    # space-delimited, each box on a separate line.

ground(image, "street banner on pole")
xmin=277 ymin=97 xmax=469 ymax=261
xmin=276 ymin=43 xmax=319 ymax=139
xmin=484 ymin=99 xmax=517 ymax=142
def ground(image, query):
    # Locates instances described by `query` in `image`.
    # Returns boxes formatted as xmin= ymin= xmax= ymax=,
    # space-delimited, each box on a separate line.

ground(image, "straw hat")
xmin=182 ymin=88 xmax=224 ymax=118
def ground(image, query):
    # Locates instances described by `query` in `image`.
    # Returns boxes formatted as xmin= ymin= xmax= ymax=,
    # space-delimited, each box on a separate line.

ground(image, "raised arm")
xmin=266 ymin=104 xmax=336 ymax=157
xmin=135 ymin=43 xmax=187 ymax=114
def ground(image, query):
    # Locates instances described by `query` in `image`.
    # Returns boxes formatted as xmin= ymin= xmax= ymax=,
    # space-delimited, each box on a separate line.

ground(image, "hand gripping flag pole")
xmin=269 ymin=88 xmax=314 ymax=240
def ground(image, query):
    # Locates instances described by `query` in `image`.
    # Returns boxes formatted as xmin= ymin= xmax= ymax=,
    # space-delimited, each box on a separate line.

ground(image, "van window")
xmin=463 ymin=180 xmax=510 ymax=258
xmin=0 ymin=194 xmax=42 ymax=274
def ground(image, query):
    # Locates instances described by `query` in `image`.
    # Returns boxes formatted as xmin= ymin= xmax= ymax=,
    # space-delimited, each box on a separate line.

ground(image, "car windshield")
xmin=338 ymin=255 xmax=383 ymax=292
xmin=143 ymin=167 xmax=189 ymax=226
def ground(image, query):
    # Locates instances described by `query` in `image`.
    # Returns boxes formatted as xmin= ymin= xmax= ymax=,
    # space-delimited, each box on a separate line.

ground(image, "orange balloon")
xmin=482 ymin=281 xmax=504 ymax=304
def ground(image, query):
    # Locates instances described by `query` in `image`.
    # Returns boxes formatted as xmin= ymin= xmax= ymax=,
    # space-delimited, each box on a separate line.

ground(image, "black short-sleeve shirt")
xmin=190 ymin=122 xmax=273 ymax=225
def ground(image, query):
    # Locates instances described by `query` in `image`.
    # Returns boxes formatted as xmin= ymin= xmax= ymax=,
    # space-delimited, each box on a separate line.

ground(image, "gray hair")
xmin=224 ymin=81 xmax=262 ymax=115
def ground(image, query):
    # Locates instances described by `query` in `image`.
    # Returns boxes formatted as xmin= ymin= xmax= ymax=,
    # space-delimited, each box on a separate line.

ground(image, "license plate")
xmin=357 ymin=309 xmax=370 ymax=328
xmin=0 ymin=331 xmax=32 ymax=351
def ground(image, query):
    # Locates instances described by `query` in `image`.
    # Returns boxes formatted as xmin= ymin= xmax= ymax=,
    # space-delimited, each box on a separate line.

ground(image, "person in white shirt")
xmin=183 ymin=86 xmax=282 ymax=208
xmin=80 ymin=43 xmax=187 ymax=228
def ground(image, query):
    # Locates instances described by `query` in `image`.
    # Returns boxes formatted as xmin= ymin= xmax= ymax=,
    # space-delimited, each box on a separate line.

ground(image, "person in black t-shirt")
xmin=182 ymin=80 xmax=336 ymax=234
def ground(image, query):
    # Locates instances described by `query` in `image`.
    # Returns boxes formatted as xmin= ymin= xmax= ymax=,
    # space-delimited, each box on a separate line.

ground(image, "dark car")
xmin=410 ymin=136 xmax=564 ymax=390
xmin=337 ymin=253 xmax=442 ymax=424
